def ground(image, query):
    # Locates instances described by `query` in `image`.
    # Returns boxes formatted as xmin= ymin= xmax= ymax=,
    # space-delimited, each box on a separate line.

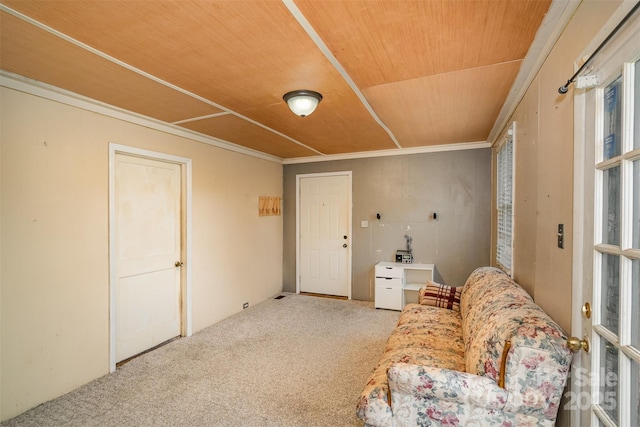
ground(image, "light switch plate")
xmin=361 ymin=220 xmax=369 ymax=228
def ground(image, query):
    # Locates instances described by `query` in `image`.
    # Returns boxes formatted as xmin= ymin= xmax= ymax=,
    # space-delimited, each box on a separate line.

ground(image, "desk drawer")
xmin=375 ymin=266 xmax=403 ymax=279
xmin=375 ymin=286 xmax=403 ymax=310
xmin=374 ymin=277 xmax=403 ymax=288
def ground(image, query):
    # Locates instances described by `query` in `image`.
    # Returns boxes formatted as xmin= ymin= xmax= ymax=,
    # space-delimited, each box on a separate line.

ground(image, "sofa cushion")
xmin=356 ymin=304 xmax=465 ymax=425
xmin=418 ymin=281 xmax=461 ymax=311
xmin=388 ymin=304 xmax=465 ymax=360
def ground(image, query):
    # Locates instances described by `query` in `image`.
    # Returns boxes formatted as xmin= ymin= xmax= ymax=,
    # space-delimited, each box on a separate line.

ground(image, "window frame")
xmin=496 ymin=122 xmax=515 ymax=275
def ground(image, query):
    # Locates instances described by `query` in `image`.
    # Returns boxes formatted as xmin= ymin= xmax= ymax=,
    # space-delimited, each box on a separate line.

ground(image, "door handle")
xmin=175 ymin=261 xmax=184 ymax=267
xmin=567 ymin=336 xmax=590 ymax=353
xmin=343 ymin=243 xmax=347 ymax=248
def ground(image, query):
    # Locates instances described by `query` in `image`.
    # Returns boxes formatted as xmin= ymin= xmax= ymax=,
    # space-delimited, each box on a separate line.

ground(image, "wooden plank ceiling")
xmin=0 ymin=0 xmax=551 ymax=160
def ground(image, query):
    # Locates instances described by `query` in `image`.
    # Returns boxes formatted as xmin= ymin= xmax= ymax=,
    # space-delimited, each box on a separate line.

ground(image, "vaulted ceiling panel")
xmin=363 ymin=61 xmax=522 ymax=146
xmin=241 ymin=86 xmax=398 ymax=155
xmin=179 ymin=114 xmax=318 ymax=159
xmin=295 ymin=0 xmax=551 ymax=88
xmin=2 ymin=2 xmax=330 ymax=108
xmin=0 ymin=0 xmax=558 ymax=160
xmin=1 ymin=0 xmax=397 ymax=156
xmin=0 ymin=11 xmax=223 ymax=123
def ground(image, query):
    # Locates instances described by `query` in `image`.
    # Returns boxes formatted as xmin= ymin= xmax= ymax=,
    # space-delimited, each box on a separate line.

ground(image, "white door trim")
xmin=571 ymin=83 xmax=589 ymax=427
xmin=108 ymin=143 xmax=193 ymax=372
xmin=295 ymin=171 xmax=352 ymax=298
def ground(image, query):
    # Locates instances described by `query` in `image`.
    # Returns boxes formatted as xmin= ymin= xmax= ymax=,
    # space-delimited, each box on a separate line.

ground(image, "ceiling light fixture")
xmin=283 ymin=90 xmax=323 ymax=117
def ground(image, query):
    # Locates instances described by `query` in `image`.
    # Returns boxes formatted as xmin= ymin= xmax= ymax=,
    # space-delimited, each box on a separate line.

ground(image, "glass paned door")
xmin=590 ymin=56 xmax=640 ymax=427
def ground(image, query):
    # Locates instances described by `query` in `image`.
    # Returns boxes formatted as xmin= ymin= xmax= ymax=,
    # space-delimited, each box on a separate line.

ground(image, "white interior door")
xmin=298 ymin=173 xmax=351 ymax=297
xmin=573 ymin=14 xmax=640 ymax=426
xmin=114 ymin=153 xmax=182 ymax=362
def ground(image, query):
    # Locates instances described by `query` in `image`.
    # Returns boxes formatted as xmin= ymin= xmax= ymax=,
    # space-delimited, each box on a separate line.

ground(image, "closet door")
xmin=114 ymin=153 xmax=182 ymax=362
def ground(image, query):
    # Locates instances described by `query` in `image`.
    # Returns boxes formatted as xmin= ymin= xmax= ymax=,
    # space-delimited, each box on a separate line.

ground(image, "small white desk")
xmin=374 ymin=262 xmax=439 ymax=310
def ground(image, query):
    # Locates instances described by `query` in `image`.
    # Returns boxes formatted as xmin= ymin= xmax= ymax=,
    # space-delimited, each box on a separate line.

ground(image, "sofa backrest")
xmin=460 ymin=267 xmax=532 ymax=379
xmin=459 ymin=267 xmax=572 ymax=419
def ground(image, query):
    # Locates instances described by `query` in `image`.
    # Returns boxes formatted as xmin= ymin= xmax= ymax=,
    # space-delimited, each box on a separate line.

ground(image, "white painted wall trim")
xmin=0 ymin=71 xmax=283 ymax=164
xmin=2 ymin=71 xmax=491 ymax=165
xmin=108 ymin=143 xmax=193 ymax=372
xmin=295 ymin=171 xmax=353 ymax=298
xmin=571 ymin=84 xmax=587 ymax=427
xmin=283 ymin=141 xmax=491 ymax=165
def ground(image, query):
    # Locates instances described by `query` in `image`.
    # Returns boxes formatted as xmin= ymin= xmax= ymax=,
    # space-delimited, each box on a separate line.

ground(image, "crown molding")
xmin=0 ymin=71 xmax=285 ymax=164
xmin=282 ymin=141 xmax=491 ymax=165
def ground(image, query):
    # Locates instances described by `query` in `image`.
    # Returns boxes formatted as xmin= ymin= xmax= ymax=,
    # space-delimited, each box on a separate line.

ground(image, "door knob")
xmin=343 ymin=243 xmax=347 ymax=248
xmin=582 ymin=302 xmax=591 ymax=319
xmin=175 ymin=261 xmax=184 ymax=267
xmin=567 ymin=336 xmax=590 ymax=353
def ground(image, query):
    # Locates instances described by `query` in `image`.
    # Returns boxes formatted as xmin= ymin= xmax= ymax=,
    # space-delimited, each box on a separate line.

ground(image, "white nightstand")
xmin=374 ymin=263 xmax=404 ymax=310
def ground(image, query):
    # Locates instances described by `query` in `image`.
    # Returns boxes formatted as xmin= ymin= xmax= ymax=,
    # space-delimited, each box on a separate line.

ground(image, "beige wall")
xmin=490 ymin=4 xmax=623 ymax=425
xmin=0 ymin=87 xmax=283 ymax=421
xmin=492 ymin=0 xmax=621 ymax=336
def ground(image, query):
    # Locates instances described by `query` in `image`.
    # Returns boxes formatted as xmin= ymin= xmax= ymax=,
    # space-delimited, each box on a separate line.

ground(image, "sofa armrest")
xmin=389 ymin=363 xmax=565 ymax=425
xmin=388 ymin=363 xmax=508 ymax=410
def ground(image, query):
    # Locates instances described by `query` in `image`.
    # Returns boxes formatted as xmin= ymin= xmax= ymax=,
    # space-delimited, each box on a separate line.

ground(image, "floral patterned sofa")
xmin=356 ymin=267 xmax=573 ymax=427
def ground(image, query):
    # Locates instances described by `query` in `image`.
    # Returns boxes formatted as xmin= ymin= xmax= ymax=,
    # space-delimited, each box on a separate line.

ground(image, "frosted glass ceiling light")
xmin=283 ymin=90 xmax=323 ymax=117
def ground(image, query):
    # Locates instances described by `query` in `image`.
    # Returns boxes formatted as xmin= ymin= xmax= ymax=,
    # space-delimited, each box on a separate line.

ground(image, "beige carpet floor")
xmin=2 ymin=293 xmax=400 ymax=427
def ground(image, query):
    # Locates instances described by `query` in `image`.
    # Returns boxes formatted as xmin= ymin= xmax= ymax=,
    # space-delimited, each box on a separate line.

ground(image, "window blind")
xmin=496 ymin=126 xmax=514 ymax=273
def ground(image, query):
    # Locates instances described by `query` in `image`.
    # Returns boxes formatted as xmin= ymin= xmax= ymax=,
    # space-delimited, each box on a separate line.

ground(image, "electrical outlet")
xmin=243 ymin=302 xmax=249 ymax=309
